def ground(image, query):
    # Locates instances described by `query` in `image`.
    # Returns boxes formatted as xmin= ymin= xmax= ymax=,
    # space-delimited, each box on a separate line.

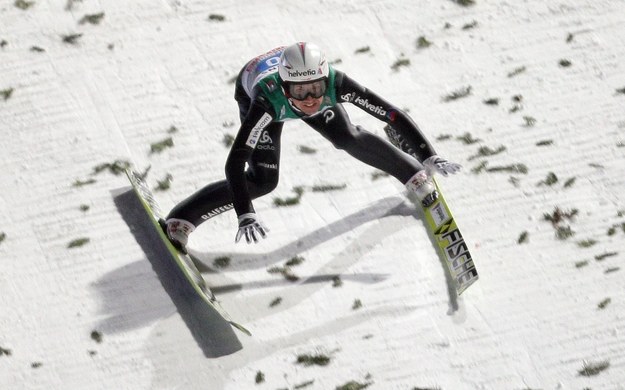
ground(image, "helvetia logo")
xmin=354 ymin=96 xmax=387 ymax=116
xmin=288 ymin=69 xmax=317 ymax=78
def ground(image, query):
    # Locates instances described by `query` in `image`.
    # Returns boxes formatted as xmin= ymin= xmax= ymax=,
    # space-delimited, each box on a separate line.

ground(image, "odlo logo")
xmin=288 ymin=69 xmax=317 ymax=78
xmin=260 ymin=131 xmax=272 ymax=144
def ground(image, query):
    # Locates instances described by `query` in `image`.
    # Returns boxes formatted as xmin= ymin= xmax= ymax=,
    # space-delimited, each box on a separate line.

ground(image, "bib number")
xmin=252 ymin=55 xmax=280 ymax=75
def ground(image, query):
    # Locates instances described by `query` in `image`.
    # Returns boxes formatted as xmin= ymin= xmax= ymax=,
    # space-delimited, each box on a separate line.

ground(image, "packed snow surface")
xmin=1 ymin=1 xmax=625 ymax=389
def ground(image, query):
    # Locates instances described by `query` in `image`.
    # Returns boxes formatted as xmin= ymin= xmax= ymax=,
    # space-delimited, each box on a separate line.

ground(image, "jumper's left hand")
xmin=423 ymin=155 xmax=462 ymax=177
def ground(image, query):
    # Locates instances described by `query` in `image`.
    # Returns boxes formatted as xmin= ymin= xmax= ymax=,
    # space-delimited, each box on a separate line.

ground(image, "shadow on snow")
xmin=94 ymin=189 xmax=459 ymax=358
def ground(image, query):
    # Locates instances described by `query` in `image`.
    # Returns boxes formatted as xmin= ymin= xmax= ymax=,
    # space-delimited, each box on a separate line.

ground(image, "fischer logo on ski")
xmin=384 ymin=128 xmax=479 ymax=294
xmin=424 ymin=180 xmax=479 ymax=294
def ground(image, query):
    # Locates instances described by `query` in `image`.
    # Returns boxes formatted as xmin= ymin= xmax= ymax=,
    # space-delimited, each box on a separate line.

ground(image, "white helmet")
xmin=278 ymin=42 xmax=329 ymax=83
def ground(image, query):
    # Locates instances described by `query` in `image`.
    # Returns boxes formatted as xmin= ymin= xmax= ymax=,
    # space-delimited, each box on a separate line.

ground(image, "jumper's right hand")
xmin=235 ymin=213 xmax=269 ymax=244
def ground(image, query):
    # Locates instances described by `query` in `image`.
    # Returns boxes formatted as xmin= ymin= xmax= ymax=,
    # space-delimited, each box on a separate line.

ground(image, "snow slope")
xmin=1 ymin=0 xmax=625 ymax=389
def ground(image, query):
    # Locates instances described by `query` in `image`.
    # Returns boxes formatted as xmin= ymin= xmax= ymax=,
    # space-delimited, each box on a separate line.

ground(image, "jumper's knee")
xmin=247 ymin=165 xmax=279 ymax=197
xmin=330 ymin=124 xmax=362 ymax=151
xmin=256 ymin=176 xmax=279 ymax=196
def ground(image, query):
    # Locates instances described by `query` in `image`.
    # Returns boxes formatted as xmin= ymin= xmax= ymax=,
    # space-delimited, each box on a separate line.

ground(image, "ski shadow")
xmin=91 ymin=258 xmax=173 ymax=334
xmin=207 ymin=272 xmax=390 ymax=295
xmin=102 ymin=188 xmax=243 ymax=357
xmin=191 ymin=196 xmax=419 ymax=273
xmin=103 ymin=188 xmax=458 ymax=356
xmin=191 ymin=194 xmax=459 ymax=316
xmin=183 ymin=196 xmax=428 ymax=324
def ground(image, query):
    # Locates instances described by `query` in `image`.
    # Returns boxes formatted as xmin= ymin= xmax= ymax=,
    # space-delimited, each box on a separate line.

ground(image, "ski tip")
xmin=231 ymin=322 xmax=252 ymax=336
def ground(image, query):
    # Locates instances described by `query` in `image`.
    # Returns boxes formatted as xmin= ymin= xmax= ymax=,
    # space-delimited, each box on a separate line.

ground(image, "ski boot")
xmin=405 ymin=170 xmax=439 ymax=207
xmin=158 ymin=218 xmax=195 ymax=254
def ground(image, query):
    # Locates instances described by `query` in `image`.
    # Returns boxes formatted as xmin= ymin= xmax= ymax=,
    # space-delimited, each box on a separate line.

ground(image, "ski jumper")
xmin=167 ymin=46 xmax=437 ymax=226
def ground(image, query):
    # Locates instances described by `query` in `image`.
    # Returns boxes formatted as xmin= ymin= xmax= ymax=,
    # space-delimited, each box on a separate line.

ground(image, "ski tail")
xmin=125 ymin=168 xmax=252 ymax=335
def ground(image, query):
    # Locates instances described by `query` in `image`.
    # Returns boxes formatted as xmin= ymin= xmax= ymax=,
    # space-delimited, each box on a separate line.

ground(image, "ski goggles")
xmin=286 ymin=79 xmax=327 ymax=100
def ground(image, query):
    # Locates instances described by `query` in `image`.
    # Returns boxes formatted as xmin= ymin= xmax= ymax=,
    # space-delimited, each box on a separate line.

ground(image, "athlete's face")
xmin=287 ymin=80 xmax=326 ymax=115
xmin=290 ymin=95 xmax=323 ymax=115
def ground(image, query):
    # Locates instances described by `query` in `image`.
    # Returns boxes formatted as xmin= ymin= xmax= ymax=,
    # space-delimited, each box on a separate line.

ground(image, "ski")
xmin=125 ymin=169 xmax=251 ymax=336
xmin=384 ymin=126 xmax=479 ymax=295
xmin=421 ymin=178 xmax=478 ymax=294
